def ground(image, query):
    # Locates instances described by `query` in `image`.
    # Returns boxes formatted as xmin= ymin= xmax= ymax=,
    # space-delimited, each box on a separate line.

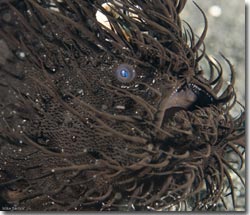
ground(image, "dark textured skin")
xmin=0 ymin=0 xmax=245 ymax=211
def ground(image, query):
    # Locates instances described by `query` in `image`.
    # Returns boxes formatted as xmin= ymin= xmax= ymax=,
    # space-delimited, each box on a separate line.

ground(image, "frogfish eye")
xmin=115 ymin=63 xmax=136 ymax=83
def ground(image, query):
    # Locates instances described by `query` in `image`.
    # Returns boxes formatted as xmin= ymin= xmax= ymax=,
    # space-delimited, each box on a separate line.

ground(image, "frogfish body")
xmin=0 ymin=0 xmax=245 ymax=211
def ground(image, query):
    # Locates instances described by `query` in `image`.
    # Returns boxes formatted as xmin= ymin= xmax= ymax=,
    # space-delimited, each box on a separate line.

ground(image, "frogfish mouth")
xmin=0 ymin=0 xmax=245 ymax=212
xmin=155 ymin=81 xmax=215 ymax=130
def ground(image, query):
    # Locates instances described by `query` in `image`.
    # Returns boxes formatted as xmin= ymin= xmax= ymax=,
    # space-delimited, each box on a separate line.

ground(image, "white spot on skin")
xmin=101 ymin=104 xmax=108 ymax=110
xmin=147 ymin=144 xmax=153 ymax=151
xmin=78 ymin=89 xmax=84 ymax=95
xmin=208 ymin=5 xmax=222 ymax=17
xmin=115 ymin=105 xmax=125 ymax=110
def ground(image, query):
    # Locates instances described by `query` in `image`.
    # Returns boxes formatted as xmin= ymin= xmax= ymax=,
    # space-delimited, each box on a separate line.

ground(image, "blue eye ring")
xmin=115 ymin=63 xmax=136 ymax=83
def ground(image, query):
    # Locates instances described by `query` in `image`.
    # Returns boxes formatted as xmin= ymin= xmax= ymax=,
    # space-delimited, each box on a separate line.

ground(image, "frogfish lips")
xmin=157 ymin=83 xmax=213 ymax=124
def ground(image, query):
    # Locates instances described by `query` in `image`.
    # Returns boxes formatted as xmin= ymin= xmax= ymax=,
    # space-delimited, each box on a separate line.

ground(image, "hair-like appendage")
xmin=0 ymin=0 xmax=245 ymax=211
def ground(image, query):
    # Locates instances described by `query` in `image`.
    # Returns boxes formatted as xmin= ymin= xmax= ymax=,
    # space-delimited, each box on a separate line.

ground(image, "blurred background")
xmin=182 ymin=0 xmax=245 ymax=110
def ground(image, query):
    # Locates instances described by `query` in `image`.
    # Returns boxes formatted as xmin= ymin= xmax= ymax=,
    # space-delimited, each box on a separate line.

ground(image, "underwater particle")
xmin=16 ymin=50 xmax=26 ymax=60
xmin=208 ymin=5 xmax=222 ymax=17
xmin=71 ymin=136 xmax=77 ymax=142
